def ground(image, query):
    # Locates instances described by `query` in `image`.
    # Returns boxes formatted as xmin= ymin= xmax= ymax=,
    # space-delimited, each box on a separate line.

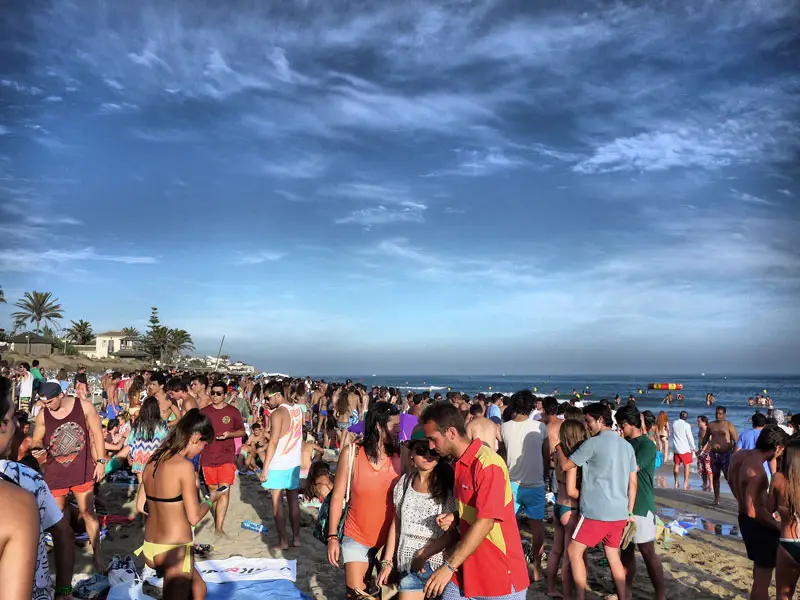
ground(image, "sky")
xmin=0 ymin=0 xmax=799 ymax=375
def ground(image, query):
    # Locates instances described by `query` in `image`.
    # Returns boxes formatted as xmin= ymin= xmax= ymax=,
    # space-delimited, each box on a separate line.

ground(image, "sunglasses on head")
xmin=413 ymin=445 xmax=439 ymax=460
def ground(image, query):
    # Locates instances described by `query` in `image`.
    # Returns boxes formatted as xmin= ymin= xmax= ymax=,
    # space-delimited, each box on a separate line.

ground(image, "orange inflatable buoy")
xmin=647 ymin=383 xmax=683 ymax=391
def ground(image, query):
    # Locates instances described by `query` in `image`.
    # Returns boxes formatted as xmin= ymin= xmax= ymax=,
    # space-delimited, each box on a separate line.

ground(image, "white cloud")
xmin=232 ymin=251 xmax=285 ymax=265
xmin=778 ymin=189 xmax=795 ymax=197
xmin=326 ymin=182 xmax=426 ymax=209
xmin=428 ymin=148 xmax=525 ymax=177
xmin=730 ymin=188 xmax=772 ymax=206
xmin=0 ymin=247 xmax=159 ymax=272
xmin=259 ymin=155 xmax=327 ymax=180
xmin=274 ymin=189 xmax=305 ymax=202
xmin=0 ymin=125 xmax=8 ymax=135
xmin=336 ymin=206 xmax=426 ymax=227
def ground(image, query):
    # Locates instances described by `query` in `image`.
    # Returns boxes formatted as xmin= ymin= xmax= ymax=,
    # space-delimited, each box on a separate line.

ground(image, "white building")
xmin=228 ymin=361 xmax=256 ymax=374
xmin=78 ymin=330 xmax=147 ymax=360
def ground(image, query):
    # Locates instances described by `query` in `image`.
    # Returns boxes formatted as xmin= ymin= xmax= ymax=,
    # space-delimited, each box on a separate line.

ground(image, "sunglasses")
xmin=413 ymin=445 xmax=439 ymax=460
xmin=210 ymin=390 xmax=225 ymax=396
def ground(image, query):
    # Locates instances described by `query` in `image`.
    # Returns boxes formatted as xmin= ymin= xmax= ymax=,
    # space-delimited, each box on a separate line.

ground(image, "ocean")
xmin=319 ymin=374 xmax=800 ymax=432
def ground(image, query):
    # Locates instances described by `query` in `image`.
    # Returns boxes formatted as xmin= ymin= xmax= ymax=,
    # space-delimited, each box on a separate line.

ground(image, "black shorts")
xmin=738 ymin=513 xmax=779 ymax=569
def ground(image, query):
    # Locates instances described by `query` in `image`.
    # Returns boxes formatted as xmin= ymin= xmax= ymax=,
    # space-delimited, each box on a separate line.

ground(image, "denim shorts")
xmin=341 ymin=536 xmax=379 ymax=565
xmin=398 ymin=562 xmax=435 ymax=592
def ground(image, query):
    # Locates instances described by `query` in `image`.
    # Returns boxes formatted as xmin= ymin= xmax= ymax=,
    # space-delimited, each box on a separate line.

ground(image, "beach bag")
xmin=314 ymin=445 xmax=357 ymax=544
xmin=654 ymin=450 xmax=664 ymax=469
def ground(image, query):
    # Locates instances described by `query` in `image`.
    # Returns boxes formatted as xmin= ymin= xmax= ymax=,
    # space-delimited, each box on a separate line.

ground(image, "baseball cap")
xmin=39 ymin=382 xmax=63 ymax=400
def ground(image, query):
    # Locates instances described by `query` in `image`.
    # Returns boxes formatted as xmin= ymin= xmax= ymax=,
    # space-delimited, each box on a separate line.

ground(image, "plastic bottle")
xmin=241 ymin=520 xmax=268 ymax=534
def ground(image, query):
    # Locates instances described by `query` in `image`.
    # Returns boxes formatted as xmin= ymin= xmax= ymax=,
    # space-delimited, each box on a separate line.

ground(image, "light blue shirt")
xmin=486 ymin=404 xmax=501 ymax=421
xmin=569 ymin=430 xmax=638 ymax=521
xmin=737 ymin=428 xmax=761 ymax=450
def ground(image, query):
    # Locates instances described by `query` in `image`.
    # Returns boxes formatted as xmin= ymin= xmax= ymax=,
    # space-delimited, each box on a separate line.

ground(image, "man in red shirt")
xmin=201 ymin=380 xmax=245 ymax=535
xmin=421 ymin=403 xmax=529 ymax=600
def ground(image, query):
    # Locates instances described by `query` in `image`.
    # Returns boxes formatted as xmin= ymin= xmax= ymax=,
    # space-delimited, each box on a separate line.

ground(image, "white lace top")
xmin=393 ymin=473 xmax=457 ymax=573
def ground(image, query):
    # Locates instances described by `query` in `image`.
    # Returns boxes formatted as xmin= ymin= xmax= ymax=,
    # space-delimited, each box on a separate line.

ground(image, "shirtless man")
xmin=103 ymin=372 xmax=121 ymax=418
xmin=466 ymin=406 xmax=503 ymax=453
xmin=701 ymin=405 xmax=739 ymax=506
xmin=312 ymin=381 xmax=328 ymax=437
xmin=190 ymin=374 xmax=212 ymax=409
xmin=729 ymin=425 xmax=787 ymax=600
xmin=237 ymin=421 xmax=267 ymax=473
xmin=541 ymin=397 xmax=562 ymax=494
xmin=167 ymin=378 xmax=197 ymax=412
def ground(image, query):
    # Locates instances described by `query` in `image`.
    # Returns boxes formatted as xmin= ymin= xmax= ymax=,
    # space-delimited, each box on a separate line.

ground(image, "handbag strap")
xmin=345 ymin=444 xmax=357 ymax=505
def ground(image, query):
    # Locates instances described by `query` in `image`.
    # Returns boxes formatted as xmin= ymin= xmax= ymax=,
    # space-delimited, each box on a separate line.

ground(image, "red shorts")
xmin=203 ymin=464 xmax=236 ymax=487
xmin=674 ymin=452 xmax=693 ymax=465
xmin=573 ymin=516 xmax=627 ymax=549
xmin=51 ymin=480 xmax=94 ymax=498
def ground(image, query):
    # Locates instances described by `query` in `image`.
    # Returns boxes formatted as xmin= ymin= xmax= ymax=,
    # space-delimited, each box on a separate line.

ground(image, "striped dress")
xmin=127 ymin=424 xmax=169 ymax=473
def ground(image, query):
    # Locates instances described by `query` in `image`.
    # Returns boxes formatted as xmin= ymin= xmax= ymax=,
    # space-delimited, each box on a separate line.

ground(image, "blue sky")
xmin=1 ymin=0 xmax=798 ymax=375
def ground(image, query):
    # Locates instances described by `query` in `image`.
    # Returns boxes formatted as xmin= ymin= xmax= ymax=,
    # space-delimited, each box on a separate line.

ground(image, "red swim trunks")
xmin=674 ymin=452 xmax=693 ymax=465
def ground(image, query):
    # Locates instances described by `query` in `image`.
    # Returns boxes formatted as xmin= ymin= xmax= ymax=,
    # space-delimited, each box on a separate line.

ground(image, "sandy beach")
xmin=68 ymin=468 xmax=755 ymax=600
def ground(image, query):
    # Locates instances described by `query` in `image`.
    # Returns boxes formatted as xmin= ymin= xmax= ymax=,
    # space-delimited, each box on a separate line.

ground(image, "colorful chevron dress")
xmin=127 ymin=424 xmax=169 ymax=473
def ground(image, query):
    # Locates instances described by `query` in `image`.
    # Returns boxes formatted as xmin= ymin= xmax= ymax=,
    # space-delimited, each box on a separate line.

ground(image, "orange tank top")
xmin=344 ymin=447 xmax=401 ymax=549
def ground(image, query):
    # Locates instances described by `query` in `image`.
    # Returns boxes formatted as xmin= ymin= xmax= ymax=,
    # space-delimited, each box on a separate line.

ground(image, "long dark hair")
xmin=149 ymin=408 xmax=214 ymax=473
xmin=420 ymin=455 xmax=454 ymax=506
xmin=361 ymin=401 xmax=399 ymax=462
xmin=132 ymin=397 xmax=164 ymax=441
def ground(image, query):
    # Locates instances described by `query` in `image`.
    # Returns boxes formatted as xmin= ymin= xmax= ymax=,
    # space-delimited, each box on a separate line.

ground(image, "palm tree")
xmin=122 ymin=326 xmax=141 ymax=340
xmin=0 ymin=286 xmax=5 ymax=304
xmin=11 ymin=291 xmax=63 ymax=333
xmin=166 ymin=329 xmax=194 ymax=362
xmin=67 ymin=319 xmax=95 ymax=345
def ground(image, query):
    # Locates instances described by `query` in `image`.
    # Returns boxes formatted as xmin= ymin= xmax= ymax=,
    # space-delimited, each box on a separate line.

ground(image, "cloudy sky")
xmin=1 ymin=0 xmax=798 ymax=375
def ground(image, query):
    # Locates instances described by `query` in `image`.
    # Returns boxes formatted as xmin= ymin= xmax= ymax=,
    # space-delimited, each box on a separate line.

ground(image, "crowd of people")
xmin=1 ymin=360 xmax=800 ymax=600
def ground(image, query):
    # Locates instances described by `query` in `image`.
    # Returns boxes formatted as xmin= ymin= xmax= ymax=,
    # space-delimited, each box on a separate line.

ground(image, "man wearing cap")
xmin=31 ymin=382 xmax=106 ymax=571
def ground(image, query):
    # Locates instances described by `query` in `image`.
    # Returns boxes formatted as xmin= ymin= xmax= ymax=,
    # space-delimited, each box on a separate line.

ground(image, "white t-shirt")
xmin=19 ymin=372 xmax=33 ymax=398
xmin=0 ymin=460 xmax=63 ymax=600
xmin=502 ymin=418 xmax=546 ymax=487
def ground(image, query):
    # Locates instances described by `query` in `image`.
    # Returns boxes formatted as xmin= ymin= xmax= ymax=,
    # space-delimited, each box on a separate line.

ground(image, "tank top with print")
xmin=43 ymin=398 xmax=94 ymax=490
xmin=269 ymin=403 xmax=303 ymax=471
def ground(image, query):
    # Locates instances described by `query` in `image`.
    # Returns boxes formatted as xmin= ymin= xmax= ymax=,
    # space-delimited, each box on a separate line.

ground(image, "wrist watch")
xmin=96 ymin=458 xmax=107 ymax=464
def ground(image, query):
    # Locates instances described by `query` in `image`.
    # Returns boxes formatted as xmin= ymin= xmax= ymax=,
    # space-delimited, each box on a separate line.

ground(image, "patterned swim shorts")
xmin=697 ymin=451 xmax=712 ymax=476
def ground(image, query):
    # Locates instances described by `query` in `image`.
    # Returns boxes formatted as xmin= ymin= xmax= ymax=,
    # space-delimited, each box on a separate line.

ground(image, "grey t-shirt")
xmin=569 ymin=430 xmax=638 ymax=521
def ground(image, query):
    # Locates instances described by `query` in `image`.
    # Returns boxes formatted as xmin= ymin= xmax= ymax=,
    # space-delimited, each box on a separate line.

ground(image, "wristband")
xmin=55 ymin=586 xmax=73 ymax=595
xmin=205 ymin=498 xmax=213 ymax=508
xmin=443 ymin=559 xmax=456 ymax=573
xmin=327 ymin=534 xmax=338 ymax=541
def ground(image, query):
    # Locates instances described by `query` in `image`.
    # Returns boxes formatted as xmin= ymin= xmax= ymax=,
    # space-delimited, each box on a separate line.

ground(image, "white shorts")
xmin=633 ymin=511 xmax=657 ymax=544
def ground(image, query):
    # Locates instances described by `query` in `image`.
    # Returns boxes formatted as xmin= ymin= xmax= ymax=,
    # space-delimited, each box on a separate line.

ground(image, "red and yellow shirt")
xmin=452 ymin=439 xmax=530 ymax=597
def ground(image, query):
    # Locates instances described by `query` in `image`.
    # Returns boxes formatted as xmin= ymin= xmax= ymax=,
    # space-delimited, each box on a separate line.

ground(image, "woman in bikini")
xmin=550 ymin=419 xmax=588 ymax=599
xmin=334 ymin=387 xmax=354 ymax=448
xmin=135 ymin=408 xmax=226 ymax=600
xmin=656 ymin=411 xmax=670 ymax=456
xmin=770 ymin=436 xmax=800 ymax=600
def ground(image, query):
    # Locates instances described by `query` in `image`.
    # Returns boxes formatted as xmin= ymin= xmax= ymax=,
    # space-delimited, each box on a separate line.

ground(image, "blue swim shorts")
xmin=511 ymin=482 xmax=545 ymax=520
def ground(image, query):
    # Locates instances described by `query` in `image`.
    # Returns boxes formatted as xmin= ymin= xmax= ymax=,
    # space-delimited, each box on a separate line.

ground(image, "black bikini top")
xmin=146 ymin=493 xmax=183 ymax=503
